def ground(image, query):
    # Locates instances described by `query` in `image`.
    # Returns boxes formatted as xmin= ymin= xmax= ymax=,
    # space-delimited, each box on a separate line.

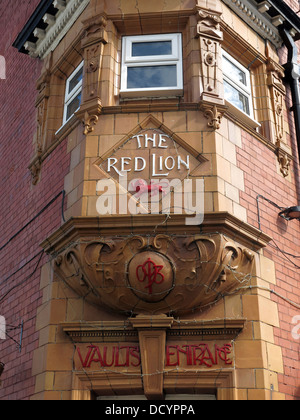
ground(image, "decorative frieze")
xmin=64 ymin=317 xmax=243 ymax=399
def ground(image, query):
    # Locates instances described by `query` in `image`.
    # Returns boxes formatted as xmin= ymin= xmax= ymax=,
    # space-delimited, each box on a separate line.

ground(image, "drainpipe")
xmin=280 ymin=28 xmax=300 ymax=170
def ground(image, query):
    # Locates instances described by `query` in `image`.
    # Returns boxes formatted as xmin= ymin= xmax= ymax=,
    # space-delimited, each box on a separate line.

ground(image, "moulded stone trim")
xmin=222 ymin=0 xmax=282 ymax=47
xmin=30 ymin=0 xmax=90 ymax=59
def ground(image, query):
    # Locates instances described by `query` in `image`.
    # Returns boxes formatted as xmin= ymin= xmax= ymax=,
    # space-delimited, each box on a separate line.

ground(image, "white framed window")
xmin=120 ymin=33 xmax=183 ymax=98
xmin=63 ymin=61 xmax=84 ymax=124
xmin=222 ymin=50 xmax=254 ymax=119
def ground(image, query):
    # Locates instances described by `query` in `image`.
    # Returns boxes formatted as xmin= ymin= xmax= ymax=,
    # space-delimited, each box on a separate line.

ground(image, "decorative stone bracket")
xmin=130 ymin=315 xmax=173 ymax=400
xmin=200 ymin=102 xmax=228 ymax=130
xmin=42 ymin=214 xmax=271 ymax=317
xmin=53 ymin=232 xmax=255 ymax=315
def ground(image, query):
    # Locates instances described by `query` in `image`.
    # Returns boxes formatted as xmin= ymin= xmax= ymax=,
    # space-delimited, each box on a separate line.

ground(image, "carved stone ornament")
xmin=82 ymin=112 xmax=99 ymax=136
xmin=29 ymin=157 xmax=42 ymax=186
xmin=196 ymin=6 xmax=224 ymax=108
xmin=73 ymin=15 xmax=108 ymax=131
xmin=276 ymin=147 xmax=291 ymax=178
xmin=52 ymin=230 xmax=255 ymax=316
xmin=267 ymin=59 xmax=286 ymax=144
xmin=266 ymin=59 xmax=291 ymax=177
xmin=196 ymin=9 xmax=223 ymax=41
xmin=29 ymin=67 xmax=51 ymax=185
xmin=201 ymin=102 xmax=227 ymax=130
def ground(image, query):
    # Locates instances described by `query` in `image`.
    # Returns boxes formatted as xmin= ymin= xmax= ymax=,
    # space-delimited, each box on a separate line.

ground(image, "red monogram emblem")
xmin=136 ymin=258 xmax=165 ymax=295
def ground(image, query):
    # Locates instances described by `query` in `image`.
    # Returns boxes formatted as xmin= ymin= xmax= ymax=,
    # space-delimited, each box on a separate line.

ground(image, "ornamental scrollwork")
xmin=53 ymin=233 xmax=255 ymax=316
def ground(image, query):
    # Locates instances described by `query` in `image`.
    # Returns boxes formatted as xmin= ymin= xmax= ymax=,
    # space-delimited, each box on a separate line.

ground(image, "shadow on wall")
xmin=0 ymin=56 xmax=6 ymax=79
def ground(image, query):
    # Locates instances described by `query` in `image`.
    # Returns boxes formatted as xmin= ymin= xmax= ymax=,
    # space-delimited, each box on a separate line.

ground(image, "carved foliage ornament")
xmin=201 ymin=103 xmax=227 ymax=130
xmin=82 ymin=112 xmax=99 ymax=136
xmin=54 ymin=233 xmax=254 ymax=315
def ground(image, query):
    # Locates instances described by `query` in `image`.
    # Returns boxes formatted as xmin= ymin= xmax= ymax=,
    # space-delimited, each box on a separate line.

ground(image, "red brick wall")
xmin=237 ymin=72 xmax=300 ymax=399
xmin=0 ymin=0 xmax=71 ymax=400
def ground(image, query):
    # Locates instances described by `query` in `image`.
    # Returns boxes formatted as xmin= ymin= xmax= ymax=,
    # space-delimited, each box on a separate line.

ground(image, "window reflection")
xmin=132 ymin=41 xmax=172 ymax=57
xmin=127 ymin=65 xmax=177 ymax=89
xmin=66 ymin=93 xmax=81 ymax=121
xmin=224 ymin=80 xmax=249 ymax=115
xmin=223 ymin=56 xmax=246 ymax=86
xmin=68 ymin=68 xmax=83 ymax=94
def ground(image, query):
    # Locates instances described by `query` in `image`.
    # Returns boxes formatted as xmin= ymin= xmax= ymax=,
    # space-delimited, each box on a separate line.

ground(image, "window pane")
xmin=224 ymin=80 xmax=250 ymax=115
xmin=132 ymin=41 xmax=172 ymax=57
xmin=127 ymin=65 xmax=177 ymax=89
xmin=68 ymin=68 xmax=83 ymax=93
xmin=223 ymin=56 xmax=247 ymax=86
xmin=66 ymin=93 xmax=81 ymax=120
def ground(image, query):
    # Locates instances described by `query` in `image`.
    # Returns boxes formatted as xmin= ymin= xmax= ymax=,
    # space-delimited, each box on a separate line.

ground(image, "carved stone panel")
xmin=195 ymin=7 xmax=226 ymax=129
xmin=53 ymin=232 xmax=255 ymax=316
xmin=266 ymin=58 xmax=291 ymax=177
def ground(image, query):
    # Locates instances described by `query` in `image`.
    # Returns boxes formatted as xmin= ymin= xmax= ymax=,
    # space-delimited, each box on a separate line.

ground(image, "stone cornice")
xmin=41 ymin=213 xmax=271 ymax=255
xmin=222 ymin=0 xmax=282 ymax=47
xmin=13 ymin=0 xmax=90 ymax=59
xmin=62 ymin=319 xmax=246 ymax=342
xmin=37 ymin=0 xmax=90 ymax=59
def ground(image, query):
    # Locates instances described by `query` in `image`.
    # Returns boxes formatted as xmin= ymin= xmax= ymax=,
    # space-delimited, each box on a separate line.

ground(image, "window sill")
xmin=225 ymin=100 xmax=261 ymax=130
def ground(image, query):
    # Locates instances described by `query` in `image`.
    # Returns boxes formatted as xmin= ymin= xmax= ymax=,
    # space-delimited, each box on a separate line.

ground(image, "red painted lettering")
xmin=166 ymin=346 xmax=179 ymax=367
xmin=215 ymin=344 xmax=232 ymax=365
xmin=193 ymin=344 xmax=216 ymax=367
xmin=179 ymin=345 xmax=194 ymax=366
xmin=77 ymin=345 xmax=96 ymax=368
xmin=129 ymin=346 xmax=141 ymax=367
xmin=77 ymin=343 xmax=232 ymax=370
xmin=115 ymin=347 xmax=127 ymax=367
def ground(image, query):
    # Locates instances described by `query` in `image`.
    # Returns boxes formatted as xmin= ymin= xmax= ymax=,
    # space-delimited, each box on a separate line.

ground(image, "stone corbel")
xmin=275 ymin=145 xmax=291 ymax=178
xmin=131 ymin=315 xmax=174 ymax=400
xmin=81 ymin=111 xmax=99 ymax=136
xmin=200 ymin=102 xmax=228 ymax=130
xmin=76 ymin=14 xmax=108 ymax=129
